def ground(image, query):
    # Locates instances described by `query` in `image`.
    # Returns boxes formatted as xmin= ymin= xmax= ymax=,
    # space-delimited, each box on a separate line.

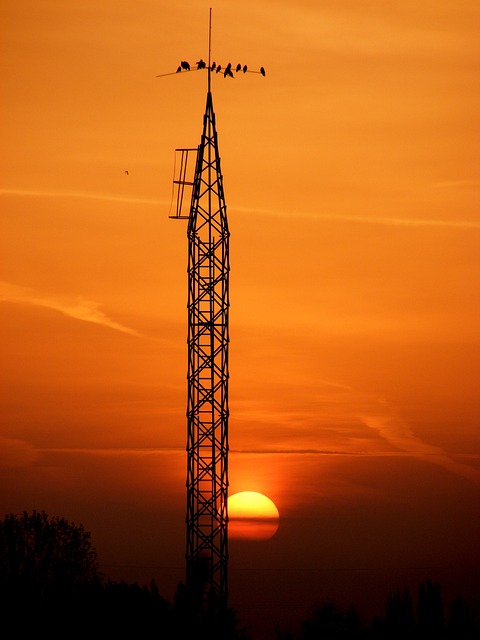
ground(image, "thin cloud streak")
xmin=0 ymin=439 xmax=185 ymax=468
xmin=0 ymin=188 xmax=165 ymax=207
xmin=39 ymin=447 xmax=184 ymax=456
xmin=3 ymin=189 xmax=477 ymax=229
xmin=362 ymin=413 xmax=480 ymax=484
xmin=232 ymin=386 xmax=480 ymax=485
xmin=235 ymin=205 xmax=480 ymax=229
xmin=0 ymin=188 xmax=480 ymax=229
xmin=31 ymin=444 xmax=480 ymax=469
xmin=236 ymin=446 xmax=480 ymax=487
xmin=0 ymin=437 xmax=41 ymax=467
xmin=0 ymin=281 xmax=147 ymax=339
xmin=231 ymin=447 xmax=480 ymax=460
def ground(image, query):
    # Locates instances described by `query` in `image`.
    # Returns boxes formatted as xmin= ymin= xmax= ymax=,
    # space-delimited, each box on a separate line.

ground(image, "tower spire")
xmin=207 ymin=7 xmax=212 ymax=94
xmin=164 ymin=8 xmax=265 ymax=625
xmin=185 ymin=81 xmax=229 ymax=612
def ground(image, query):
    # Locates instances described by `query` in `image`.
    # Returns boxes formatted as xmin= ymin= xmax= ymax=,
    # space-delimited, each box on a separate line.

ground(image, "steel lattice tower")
xmin=167 ymin=11 xmax=265 ymax=616
xmin=185 ymin=87 xmax=229 ymax=608
xmin=170 ymin=60 xmax=229 ymax=612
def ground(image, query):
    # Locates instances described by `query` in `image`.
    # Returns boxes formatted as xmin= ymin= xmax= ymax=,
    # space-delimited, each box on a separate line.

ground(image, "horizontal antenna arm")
xmin=155 ymin=68 xmax=204 ymax=78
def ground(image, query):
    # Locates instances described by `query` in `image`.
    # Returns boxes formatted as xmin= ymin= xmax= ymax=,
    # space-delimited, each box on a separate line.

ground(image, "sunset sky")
xmin=1 ymin=1 xmax=479 ymax=636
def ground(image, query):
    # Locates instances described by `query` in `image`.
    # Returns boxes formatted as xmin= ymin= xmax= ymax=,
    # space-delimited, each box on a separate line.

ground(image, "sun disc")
xmin=229 ymin=491 xmax=279 ymax=518
xmin=228 ymin=491 xmax=279 ymax=540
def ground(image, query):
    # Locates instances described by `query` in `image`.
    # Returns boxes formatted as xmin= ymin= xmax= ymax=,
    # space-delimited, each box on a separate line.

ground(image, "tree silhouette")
xmin=99 ymin=579 xmax=173 ymax=638
xmin=0 ymin=510 xmax=100 ymax=601
xmin=0 ymin=511 xmax=251 ymax=639
xmin=4 ymin=512 xmax=479 ymax=639
xmin=299 ymin=600 xmax=364 ymax=639
xmin=275 ymin=580 xmax=480 ymax=640
xmin=416 ymin=579 xmax=445 ymax=637
xmin=383 ymin=587 xmax=415 ymax=638
xmin=0 ymin=510 xmax=104 ymax=637
xmin=172 ymin=581 xmax=252 ymax=640
xmin=448 ymin=595 xmax=479 ymax=639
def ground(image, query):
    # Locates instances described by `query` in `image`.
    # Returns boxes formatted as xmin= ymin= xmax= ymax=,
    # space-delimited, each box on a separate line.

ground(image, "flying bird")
xmin=236 ymin=63 xmax=242 ymax=72
xmin=260 ymin=66 xmax=266 ymax=76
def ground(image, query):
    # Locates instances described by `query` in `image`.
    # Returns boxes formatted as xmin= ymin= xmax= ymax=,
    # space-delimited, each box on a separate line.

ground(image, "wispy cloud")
xmin=3 ymin=187 xmax=478 ymax=229
xmin=39 ymin=447 xmax=184 ymax=456
xmin=0 ymin=187 xmax=164 ymax=207
xmin=232 ymin=385 xmax=480 ymax=485
xmin=361 ymin=413 xmax=480 ymax=484
xmin=0 ymin=281 xmax=146 ymax=338
xmin=235 ymin=205 xmax=480 ymax=229
xmin=230 ymin=447 xmax=468 ymax=458
xmin=0 ymin=437 xmax=41 ymax=467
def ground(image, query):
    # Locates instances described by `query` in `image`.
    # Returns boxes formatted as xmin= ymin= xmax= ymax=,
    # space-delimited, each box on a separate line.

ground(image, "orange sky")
xmin=1 ymin=1 xmax=479 ymax=636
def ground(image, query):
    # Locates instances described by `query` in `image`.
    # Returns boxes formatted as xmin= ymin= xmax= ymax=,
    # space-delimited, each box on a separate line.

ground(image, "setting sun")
xmin=228 ymin=492 xmax=280 ymax=540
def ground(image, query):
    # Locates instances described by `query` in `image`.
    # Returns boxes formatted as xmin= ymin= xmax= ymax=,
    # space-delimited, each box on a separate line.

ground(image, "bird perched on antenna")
xmin=156 ymin=60 xmax=266 ymax=79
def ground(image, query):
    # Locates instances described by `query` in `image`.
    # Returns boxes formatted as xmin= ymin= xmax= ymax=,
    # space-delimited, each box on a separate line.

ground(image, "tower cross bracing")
xmin=183 ymin=89 xmax=229 ymax=607
xmin=165 ymin=10 xmax=265 ymax=613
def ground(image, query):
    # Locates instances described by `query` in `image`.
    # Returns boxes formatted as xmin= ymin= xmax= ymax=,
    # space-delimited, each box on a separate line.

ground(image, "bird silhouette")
xmin=235 ymin=63 xmax=242 ymax=72
xmin=180 ymin=60 xmax=190 ymax=70
xmin=243 ymin=65 xmax=248 ymax=73
xmin=216 ymin=65 xmax=222 ymax=73
xmin=211 ymin=61 xmax=216 ymax=70
xmin=176 ymin=66 xmax=182 ymax=73
xmin=124 ymin=170 xmax=129 ymax=175
xmin=224 ymin=67 xmax=234 ymax=78
xmin=196 ymin=59 xmax=206 ymax=69
xmin=260 ymin=66 xmax=266 ymax=76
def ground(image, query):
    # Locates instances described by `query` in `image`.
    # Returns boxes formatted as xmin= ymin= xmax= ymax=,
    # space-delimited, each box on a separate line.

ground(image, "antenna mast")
xmin=163 ymin=8 xmax=265 ymax=623
xmin=170 ymin=8 xmax=229 ymax=616
xmin=185 ymin=68 xmax=229 ymax=619
xmin=208 ymin=8 xmax=212 ymax=93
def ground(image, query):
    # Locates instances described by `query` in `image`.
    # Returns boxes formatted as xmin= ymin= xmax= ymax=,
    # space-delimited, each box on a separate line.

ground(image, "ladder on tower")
xmin=169 ymin=147 xmax=198 ymax=219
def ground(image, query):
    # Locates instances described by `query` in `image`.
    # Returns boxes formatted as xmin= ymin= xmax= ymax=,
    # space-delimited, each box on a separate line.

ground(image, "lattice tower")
xmin=170 ymin=85 xmax=229 ymax=611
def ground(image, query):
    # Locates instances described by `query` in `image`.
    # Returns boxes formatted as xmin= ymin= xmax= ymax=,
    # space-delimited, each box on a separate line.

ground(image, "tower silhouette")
xmin=166 ymin=9 xmax=265 ymax=618
xmin=170 ymin=39 xmax=229 ymax=617
xmin=184 ymin=87 xmax=229 ymax=609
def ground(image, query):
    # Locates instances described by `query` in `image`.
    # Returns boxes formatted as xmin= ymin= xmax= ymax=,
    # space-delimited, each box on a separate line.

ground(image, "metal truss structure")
xmin=172 ymin=88 xmax=229 ymax=611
